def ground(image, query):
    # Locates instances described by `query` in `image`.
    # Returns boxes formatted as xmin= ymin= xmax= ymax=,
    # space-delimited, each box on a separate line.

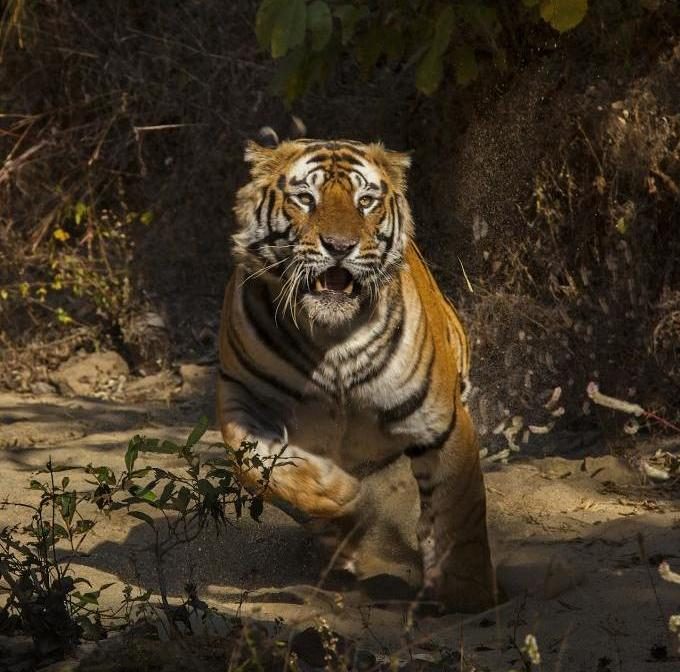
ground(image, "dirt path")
xmin=1 ymin=363 xmax=679 ymax=670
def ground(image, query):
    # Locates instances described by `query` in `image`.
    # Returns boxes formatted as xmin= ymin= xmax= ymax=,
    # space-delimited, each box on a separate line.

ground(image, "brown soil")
xmin=1 ymin=367 xmax=679 ymax=670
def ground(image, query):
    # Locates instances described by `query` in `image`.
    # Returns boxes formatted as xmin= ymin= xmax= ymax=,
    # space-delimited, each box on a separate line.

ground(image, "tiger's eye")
xmin=358 ymin=195 xmax=374 ymax=208
xmin=297 ymin=192 xmax=314 ymax=206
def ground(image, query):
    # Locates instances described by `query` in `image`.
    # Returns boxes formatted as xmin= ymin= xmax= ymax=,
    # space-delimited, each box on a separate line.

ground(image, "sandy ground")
xmin=1 ymin=364 xmax=679 ymax=671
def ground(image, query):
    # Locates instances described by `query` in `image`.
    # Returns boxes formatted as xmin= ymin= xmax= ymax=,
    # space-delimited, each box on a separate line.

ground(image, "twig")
xmin=659 ymin=561 xmax=680 ymax=585
xmin=587 ymin=382 xmax=680 ymax=433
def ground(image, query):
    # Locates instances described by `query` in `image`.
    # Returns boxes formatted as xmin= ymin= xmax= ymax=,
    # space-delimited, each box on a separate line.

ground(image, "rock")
xmin=50 ymin=351 xmax=129 ymax=397
xmin=179 ymin=364 xmax=215 ymax=391
xmin=29 ymin=380 xmax=58 ymax=395
xmin=581 ymin=455 xmax=640 ymax=486
xmin=124 ymin=370 xmax=181 ymax=403
xmin=176 ymin=364 xmax=217 ymax=410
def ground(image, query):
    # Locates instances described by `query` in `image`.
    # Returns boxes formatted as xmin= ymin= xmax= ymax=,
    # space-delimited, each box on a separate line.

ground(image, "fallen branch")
xmin=659 ymin=561 xmax=680 ymax=585
xmin=587 ymin=382 xmax=680 ymax=434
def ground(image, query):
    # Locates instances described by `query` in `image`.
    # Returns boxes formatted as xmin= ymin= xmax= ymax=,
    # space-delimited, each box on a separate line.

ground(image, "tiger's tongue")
xmin=320 ymin=267 xmax=352 ymax=292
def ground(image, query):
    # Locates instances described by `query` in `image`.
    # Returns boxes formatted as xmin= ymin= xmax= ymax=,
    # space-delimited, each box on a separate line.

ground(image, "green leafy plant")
xmin=255 ymin=0 xmax=591 ymax=101
xmin=0 ymin=418 xmax=279 ymax=664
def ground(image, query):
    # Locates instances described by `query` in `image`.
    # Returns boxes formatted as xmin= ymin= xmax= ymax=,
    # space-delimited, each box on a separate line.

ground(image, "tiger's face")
xmin=233 ymin=139 xmax=412 ymax=329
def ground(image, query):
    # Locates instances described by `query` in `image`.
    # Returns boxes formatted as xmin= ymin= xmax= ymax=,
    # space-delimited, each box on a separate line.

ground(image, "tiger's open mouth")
xmin=312 ymin=267 xmax=357 ymax=296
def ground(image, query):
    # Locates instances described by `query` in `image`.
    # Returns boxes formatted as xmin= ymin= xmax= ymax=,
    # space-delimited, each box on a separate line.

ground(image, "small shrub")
xmin=0 ymin=418 xmax=277 ymax=664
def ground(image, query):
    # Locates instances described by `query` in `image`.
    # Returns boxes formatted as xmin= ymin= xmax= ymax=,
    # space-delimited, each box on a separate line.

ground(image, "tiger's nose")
xmin=320 ymin=234 xmax=358 ymax=259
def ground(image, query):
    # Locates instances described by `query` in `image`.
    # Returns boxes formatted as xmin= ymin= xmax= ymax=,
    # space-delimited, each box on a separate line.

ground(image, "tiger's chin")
xmin=300 ymin=292 xmax=362 ymax=328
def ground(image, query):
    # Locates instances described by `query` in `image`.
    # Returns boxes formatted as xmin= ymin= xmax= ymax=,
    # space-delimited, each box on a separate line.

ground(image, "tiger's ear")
xmin=368 ymin=143 xmax=412 ymax=191
xmin=243 ymin=140 xmax=294 ymax=178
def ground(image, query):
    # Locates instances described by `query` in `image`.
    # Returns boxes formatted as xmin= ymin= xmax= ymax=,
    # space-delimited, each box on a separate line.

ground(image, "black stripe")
xmin=243 ymin=281 xmax=317 ymax=378
xmin=377 ymin=197 xmax=398 ymax=258
xmin=404 ymin=407 xmax=457 ymax=458
xmin=306 ymin=153 xmax=331 ymax=164
xmin=348 ymin=301 xmax=404 ymax=388
xmin=218 ymin=369 xmax=283 ymax=437
xmin=247 ymin=223 xmax=293 ymax=254
xmin=398 ymin=317 xmax=430 ymax=389
xmin=265 ymin=189 xmax=277 ymax=233
xmin=389 ymin=197 xmax=400 ymax=248
xmin=219 ymin=368 xmax=248 ymax=388
xmin=254 ymin=188 xmax=267 ymax=223
xmin=302 ymin=142 xmax=367 ymax=157
xmin=338 ymin=293 xmax=397 ymax=363
xmin=380 ymin=352 xmax=434 ymax=424
xmin=337 ymin=152 xmax=362 ymax=166
xmin=226 ymin=323 xmax=303 ymax=401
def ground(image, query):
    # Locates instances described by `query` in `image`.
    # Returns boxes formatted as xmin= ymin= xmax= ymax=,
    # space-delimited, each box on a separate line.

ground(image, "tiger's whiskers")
xmin=239 ymin=256 xmax=290 ymax=288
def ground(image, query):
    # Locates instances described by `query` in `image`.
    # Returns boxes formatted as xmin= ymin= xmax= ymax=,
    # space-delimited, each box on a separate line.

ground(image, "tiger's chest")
xmin=284 ymin=393 xmax=409 ymax=476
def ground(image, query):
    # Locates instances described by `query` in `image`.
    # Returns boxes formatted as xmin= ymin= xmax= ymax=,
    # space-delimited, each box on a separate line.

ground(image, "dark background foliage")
xmin=1 ymin=0 xmax=679 ymax=451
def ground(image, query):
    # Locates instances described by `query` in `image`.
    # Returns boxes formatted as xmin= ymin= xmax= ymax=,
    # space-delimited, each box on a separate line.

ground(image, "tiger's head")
xmin=233 ymin=139 xmax=412 ymax=329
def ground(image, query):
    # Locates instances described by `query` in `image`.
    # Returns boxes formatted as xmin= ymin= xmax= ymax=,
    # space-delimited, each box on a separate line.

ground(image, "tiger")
xmin=217 ymin=136 xmax=496 ymax=612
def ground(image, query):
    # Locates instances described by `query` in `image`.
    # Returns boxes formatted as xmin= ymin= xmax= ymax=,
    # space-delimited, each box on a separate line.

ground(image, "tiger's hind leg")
xmin=409 ymin=404 xmax=496 ymax=613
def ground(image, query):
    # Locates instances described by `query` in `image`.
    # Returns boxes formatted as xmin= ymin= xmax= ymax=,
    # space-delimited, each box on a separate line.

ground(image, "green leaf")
xmin=74 ymin=201 xmax=88 ymax=226
xmin=128 ymin=510 xmax=156 ymax=528
xmin=186 ymin=416 xmax=209 ymax=449
xmin=333 ymin=4 xmax=368 ymax=45
xmin=58 ymin=492 xmax=77 ymax=526
xmin=256 ymin=0 xmax=280 ymax=49
xmin=257 ymin=0 xmax=307 ymax=59
xmin=415 ymin=5 xmax=455 ymax=95
xmin=128 ymin=483 xmax=157 ymax=502
xmin=174 ymin=486 xmax=191 ymax=513
xmin=52 ymin=523 xmax=69 ymax=539
xmin=197 ymin=479 xmax=217 ymax=497
xmin=453 ymin=45 xmax=479 ymax=86
xmin=137 ymin=437 xmax=159 ymax=452
xmin=86 ymin=464 xmax=116 ymax=485
xmin=73 ymin=591 xmax=100 ymax=605
xmin=38 ymin=463 xmax=81 ymax=473
xmin=307 ymin=1 xmax=332 ymax=52
xmin=137 ymin=438 xmax=177 ymax=454
xmin=78 ymin=616 xmax=104 ymax=641
xmin=539 ymin=0 xmax=588 ymax=32
xmin=73 ymin=519 xmax=95 ymax=535
xmin=125 ymin=436 xmax=140 ymax=473
xmin=158 ymin=481 xmax=175 ymax=506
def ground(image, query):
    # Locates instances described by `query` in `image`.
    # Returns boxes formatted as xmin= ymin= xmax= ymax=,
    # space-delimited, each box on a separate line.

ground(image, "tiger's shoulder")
xmin=402 ymin=242 xmax=471 ymax=390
